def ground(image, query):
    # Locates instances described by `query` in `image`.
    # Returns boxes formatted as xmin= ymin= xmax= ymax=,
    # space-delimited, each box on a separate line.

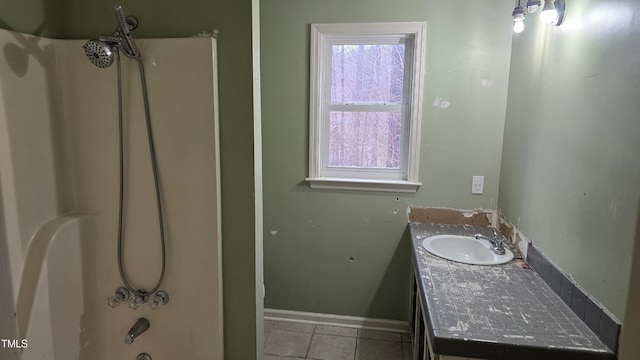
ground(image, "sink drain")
xmin=136 ymin=353 xmax=151 ymax=360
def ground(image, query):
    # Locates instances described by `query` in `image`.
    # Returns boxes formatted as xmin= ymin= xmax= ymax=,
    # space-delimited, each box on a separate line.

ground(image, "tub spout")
xmin=125 ymin=317 xmax=150 ymax=344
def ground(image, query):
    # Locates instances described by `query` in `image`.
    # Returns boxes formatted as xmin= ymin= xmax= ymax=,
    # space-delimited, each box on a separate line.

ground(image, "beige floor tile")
xmin=355 ymin=338 xmax=403 ymax=360
xmin=358 ymin=328 xmax=403 ymax=342
xmin=265 ymin=320 xmax=275 ymax=343
xmin=272 ymin=321 xmax=316 ymax=333
xmin=264 ymin=329 xmax=312 ymax=358
xmin=307 ymin=333 xmax=357 ymax=360
xmin=315 ymin=324 xmax=358 ymax=337
xmin=265 ymin=320 xmax=276 ymax=329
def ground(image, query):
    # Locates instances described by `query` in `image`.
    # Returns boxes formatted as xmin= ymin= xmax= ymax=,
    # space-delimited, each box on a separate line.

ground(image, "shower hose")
xmin=115 ymin=48 xmax=167 ymax=297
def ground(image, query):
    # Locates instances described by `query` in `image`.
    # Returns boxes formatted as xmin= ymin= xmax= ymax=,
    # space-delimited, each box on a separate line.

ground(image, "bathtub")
xmin=19 ymin=216 xmax=85 ymax=360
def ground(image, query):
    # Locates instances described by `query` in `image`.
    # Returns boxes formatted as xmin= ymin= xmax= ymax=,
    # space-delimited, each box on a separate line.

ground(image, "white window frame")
xmin=306 ymin=22 xmax=426 ymax=193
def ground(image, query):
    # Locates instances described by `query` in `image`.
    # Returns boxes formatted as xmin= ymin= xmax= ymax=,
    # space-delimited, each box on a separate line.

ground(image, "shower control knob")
xmin=129 ymin=291 xmax=149 ymax=310
xmin=129 ymin=296 xmax=143 ymax=310
xmin=149 ymin=290 xmax=169 ymax=310
xmin=107 ymin=287 xmax=130 ymax=308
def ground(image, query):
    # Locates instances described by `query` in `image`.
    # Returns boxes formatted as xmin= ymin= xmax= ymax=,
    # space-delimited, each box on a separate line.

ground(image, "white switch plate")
xmin=472 ymin=176 xmax=484 ymax=194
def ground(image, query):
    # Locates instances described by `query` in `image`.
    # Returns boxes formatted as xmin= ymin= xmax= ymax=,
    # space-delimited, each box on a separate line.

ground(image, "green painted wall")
xmin=261 ymin=0 xmax=513 ymax=320
xmin=2 ymin=0 xmax=260 ymax=358
xmin=499 ymin=0 xmax=640 ymax=320
xmin=0 ymin=0 xmax=63 ymax=37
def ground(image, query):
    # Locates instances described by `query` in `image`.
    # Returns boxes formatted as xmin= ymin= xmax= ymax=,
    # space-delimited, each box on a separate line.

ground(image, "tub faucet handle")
xmin=107 ymin=287 xmax=130 ymax=308
xmin=129 ymin=291 xmax=149 ymax=310
xmin=149 ymin=290 xmax=169 ymax=310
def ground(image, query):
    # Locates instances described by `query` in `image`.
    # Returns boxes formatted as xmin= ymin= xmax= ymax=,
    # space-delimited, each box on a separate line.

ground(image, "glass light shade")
xmin=526 ymin=0 xmax=541 ymax=13
xmin=513 ymin=20 xmax=526 ymax=33
xmin=540 ymin=0 xmax=558 ymax=23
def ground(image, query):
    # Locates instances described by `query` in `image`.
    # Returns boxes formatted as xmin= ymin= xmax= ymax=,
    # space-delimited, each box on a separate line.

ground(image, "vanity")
xmin=409 ymin=222 xmax=616 ymax=360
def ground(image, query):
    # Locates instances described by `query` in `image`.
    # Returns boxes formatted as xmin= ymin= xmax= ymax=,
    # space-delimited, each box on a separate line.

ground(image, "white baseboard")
xmin=264 ymin=308 xmax=409 ymax=333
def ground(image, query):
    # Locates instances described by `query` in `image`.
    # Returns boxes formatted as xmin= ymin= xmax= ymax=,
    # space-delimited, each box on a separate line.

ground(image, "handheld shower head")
xmin=113 ymin=4 xmax=139 ymax=57
xmin=83 ymin=40 xmax=115 ymax=68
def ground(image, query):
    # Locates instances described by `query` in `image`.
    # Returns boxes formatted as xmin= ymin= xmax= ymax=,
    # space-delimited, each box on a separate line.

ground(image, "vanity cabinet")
xmin=409 ymin=261 xmax=483 ymax=360
xmin=409 ymin=223 xmax=615 ymax=360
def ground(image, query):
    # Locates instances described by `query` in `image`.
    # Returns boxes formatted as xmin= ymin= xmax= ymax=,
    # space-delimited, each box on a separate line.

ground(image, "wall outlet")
xmin=472 ymin=176 xmax=484 ymax=194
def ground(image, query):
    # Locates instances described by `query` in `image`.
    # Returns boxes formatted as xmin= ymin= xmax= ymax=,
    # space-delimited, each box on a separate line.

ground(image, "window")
xmin=306 ymin=22 xmax=426 ymax=192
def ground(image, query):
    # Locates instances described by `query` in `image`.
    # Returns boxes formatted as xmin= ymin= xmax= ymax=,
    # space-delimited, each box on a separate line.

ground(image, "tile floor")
xmin=264 ymin=319 xmax=413 ymax=360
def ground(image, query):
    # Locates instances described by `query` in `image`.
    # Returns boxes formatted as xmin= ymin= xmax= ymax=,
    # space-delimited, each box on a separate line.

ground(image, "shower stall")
xmin=0 ymin=5 xmax=223 ymax=360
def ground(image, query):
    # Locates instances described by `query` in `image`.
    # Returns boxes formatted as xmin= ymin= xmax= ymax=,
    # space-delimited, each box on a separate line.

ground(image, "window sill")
xmin=305 ymin=177 xmax=421 ymax=193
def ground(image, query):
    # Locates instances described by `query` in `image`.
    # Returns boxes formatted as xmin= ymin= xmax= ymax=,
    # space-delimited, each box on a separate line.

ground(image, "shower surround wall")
xmin=0 ymin=29 xmax=223 ymax=359
xmin=0 ymin=30 xmax=63 ymax=360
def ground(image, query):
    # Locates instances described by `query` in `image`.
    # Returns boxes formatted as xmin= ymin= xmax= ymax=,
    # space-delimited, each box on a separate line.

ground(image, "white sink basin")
xmin=421 ymin=234 xmax=513 ymax=265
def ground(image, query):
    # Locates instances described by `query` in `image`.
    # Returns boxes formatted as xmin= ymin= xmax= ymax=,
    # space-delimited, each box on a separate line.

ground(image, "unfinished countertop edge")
xmin=430 ymin=335 xmax=616 ymax=360
xmin=409 ymin=223 xmax=616 ymax=360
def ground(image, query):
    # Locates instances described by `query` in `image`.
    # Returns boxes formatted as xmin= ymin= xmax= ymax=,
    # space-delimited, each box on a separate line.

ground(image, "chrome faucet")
xmin=474 ymin=228 xmax=506 ymax=255
xmin=125 ymin=317 xmax=150 ymax=344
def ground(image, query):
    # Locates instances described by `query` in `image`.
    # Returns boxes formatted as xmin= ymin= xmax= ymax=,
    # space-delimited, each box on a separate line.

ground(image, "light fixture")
xmin=525 ymin=0 xmax=541 ymax=13
xmin=540 ymin=0 xmax=566 ymax=25
xmin=511 ymin=0 xmax=565 ymax=33
xmin=512 ymin=2 xmax=526 ymax=34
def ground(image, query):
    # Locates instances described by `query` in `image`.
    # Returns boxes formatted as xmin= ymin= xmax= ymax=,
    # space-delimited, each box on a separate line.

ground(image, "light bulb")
xmin=513 ymin=20 xmax=526 ymax=33
xmin=526 ymin=0 xmax=541 ymax=13
xmin=512 ymin=5 xmax=526 ymax=34
xmin=540 ymin=0 xmax=558 ymax=23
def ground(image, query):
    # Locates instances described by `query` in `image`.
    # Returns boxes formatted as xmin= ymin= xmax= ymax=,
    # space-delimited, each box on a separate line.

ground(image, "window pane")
xmin=329 ymin=111 xmax=401 ymax=169
xmin=331 ymin=44 xmax=405 ymax=104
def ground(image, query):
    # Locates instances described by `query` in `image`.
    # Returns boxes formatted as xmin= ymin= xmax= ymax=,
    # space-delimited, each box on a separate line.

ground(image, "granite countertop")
xmin=410 ymin=223 xmax=615 ymax=360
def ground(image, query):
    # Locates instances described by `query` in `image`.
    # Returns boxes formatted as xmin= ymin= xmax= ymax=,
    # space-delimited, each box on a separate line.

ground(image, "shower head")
xmin=83 ymin=40 xmax=115 ymax=68
xmin=83 ymin=4 xmax=140 ymax=67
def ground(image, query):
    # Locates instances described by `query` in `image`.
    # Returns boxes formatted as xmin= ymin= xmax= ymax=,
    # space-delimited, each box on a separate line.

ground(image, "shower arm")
xmin=98 ymin=35 xmax=123 ymax=46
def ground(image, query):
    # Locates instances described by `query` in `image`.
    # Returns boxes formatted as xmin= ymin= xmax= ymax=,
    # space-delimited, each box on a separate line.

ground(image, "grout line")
xmin=353 ymin=331 xmax=358 ymax=360
xmin=304 ymin=324 xmax=316 ymax=359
